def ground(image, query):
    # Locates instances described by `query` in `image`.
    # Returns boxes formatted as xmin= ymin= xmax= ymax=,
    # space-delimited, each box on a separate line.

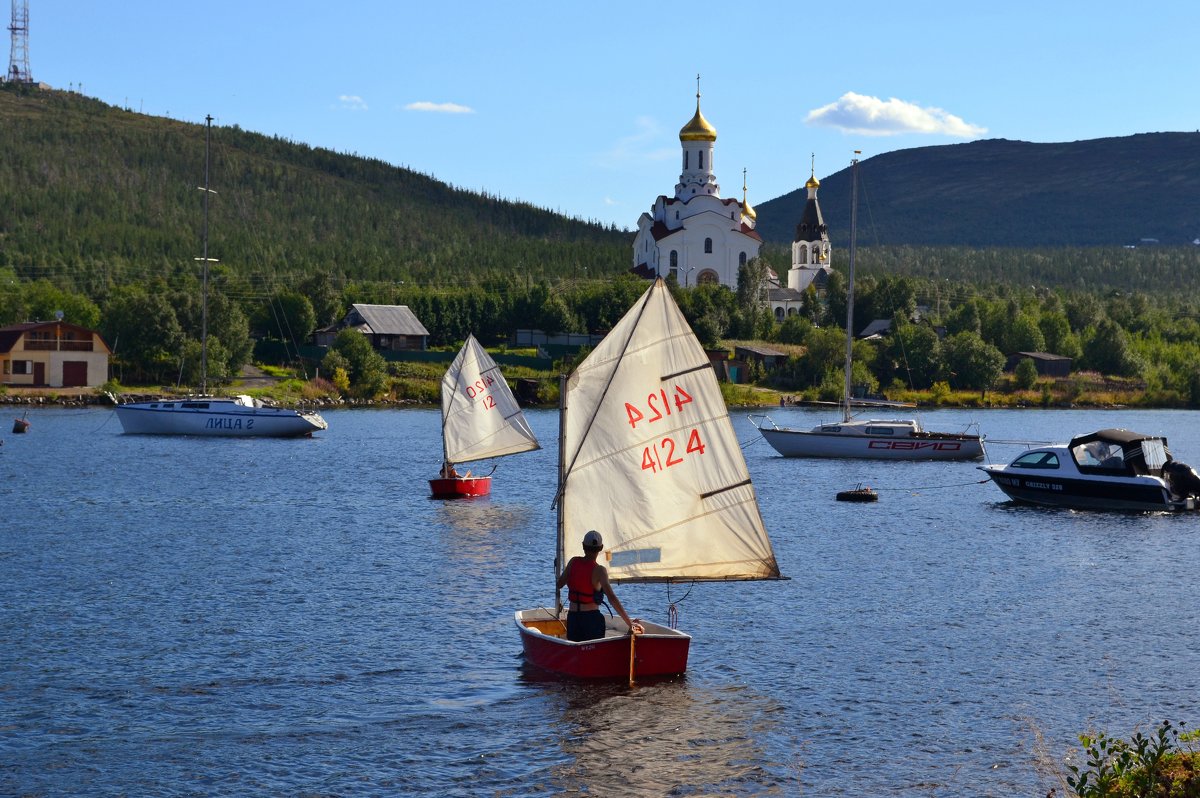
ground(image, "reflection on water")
xmin=524 ymin=676 xmax=795 ymax=796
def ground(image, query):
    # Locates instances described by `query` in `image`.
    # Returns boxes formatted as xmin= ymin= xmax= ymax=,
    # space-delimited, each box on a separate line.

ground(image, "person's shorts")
xmin=566 ymin=610 xmax=605 ymax=642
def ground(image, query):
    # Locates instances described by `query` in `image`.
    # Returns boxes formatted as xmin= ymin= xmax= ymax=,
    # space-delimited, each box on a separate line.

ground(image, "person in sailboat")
xmin=440 ymin=461 xmax=460 ymax=479
xmin=556 ymin=530 xmax=642 ymax=641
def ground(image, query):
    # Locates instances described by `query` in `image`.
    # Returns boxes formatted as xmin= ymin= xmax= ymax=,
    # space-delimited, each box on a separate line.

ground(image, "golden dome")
xmin=806 ymin=174 xmax=820 ymax=189
xmin=742 ymin=198 xmax=757 ymax=221
xmin=679 ymin=99 xmax=717 ymax=142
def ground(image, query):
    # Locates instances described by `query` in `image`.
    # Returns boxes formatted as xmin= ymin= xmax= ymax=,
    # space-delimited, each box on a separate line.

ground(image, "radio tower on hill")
xmin=7 ymin=0 xmax=32 ymax=84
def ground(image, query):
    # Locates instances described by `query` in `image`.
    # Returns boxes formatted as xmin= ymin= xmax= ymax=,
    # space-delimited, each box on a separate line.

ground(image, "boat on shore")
xmin=113 ymin=116 xmax=327 ymax=439
xmin=515 ymin=279 xmax=782 ymax=680
xmin=751 ymin=153 xmax=983 ymax=461
xmin=979 ymin=428 xmax=1200 ymax=511
xmin=429 ymin=334 xmax=540 ymax=499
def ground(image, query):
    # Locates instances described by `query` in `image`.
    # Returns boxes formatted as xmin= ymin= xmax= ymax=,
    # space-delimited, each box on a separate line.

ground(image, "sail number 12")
xmin=465 ymin=375 xmax=497 ymax=409
xmin=625 ymin=386 xmax=707 ymax=473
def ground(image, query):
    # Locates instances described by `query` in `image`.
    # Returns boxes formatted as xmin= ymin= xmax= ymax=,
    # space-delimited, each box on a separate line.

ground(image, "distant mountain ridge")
xmin=755 ymin=134 xmax=1200 ymax=248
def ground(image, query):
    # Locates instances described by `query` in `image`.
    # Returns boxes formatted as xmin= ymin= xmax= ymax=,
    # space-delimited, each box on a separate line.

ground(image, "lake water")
xmin=2 ymin=405 xmax=1198 ymax=796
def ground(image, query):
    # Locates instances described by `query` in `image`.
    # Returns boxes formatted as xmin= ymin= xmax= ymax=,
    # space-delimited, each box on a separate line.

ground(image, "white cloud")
xmin=806 ymin=92 xmax=986 ymax=138
xmin=336 ymin=95 xmax=368 ymax=111
xmin=404 ymin=101 xmax=474 ymax=114
xmin=604 ymin=197 xmax=619 ymax=206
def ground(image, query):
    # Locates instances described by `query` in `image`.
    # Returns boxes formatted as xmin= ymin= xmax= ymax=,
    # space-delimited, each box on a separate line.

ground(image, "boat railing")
xmin=746 ymin=414 xmax=778 ymax=431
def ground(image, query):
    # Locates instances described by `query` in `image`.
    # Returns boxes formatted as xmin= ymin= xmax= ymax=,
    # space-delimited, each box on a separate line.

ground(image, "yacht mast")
xmin=841 ymin=152 xmax=860 ymax=423
xmin=196 ymin=115 xmax=218 ymax=394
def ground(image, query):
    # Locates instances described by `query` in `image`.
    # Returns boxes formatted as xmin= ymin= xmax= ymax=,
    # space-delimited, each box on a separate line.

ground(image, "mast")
xmin=196 ymin=115 xmax=218 ymax=395
xmin=554 ymin=374 xmax=568 ymax=615
xmin=841 ymin=152 xmax=860 ymax=423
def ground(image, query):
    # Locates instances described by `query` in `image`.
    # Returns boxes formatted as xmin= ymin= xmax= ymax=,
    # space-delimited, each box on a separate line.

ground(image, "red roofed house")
xmin=0 ymin=320 xmax=113 ymax=388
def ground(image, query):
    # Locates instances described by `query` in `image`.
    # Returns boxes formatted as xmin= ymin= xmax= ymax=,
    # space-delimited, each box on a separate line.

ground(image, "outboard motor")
xmin=1162 ymin=460 xmax=1200 ymax=499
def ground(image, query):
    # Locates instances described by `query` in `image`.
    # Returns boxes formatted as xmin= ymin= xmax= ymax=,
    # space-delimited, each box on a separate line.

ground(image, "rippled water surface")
xmin=2 ymin=406 xmax=1198 ymax=796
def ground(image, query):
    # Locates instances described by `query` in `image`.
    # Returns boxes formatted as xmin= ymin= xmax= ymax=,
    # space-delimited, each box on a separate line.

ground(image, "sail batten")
xmin=441 ymin=335 xmax=540 ymax=465
xmin=556 ymin=280 xmax=780 ymax=585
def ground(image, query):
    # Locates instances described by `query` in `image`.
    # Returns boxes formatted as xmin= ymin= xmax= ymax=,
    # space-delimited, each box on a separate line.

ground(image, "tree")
xmin=1082 ymin=318 xmax=1144 ymax=377
xmin=254 ymin=291 xmax=317 ymax=345
xmin=329 ymin=328 xmax=388 ymax=396
xmin=941 ymin=331 xmax=1005 ymax=397
xmin=1014 ymin=357 xmax=1039 ymax=390
xmin=102 ymin=286 xmax=185 ymax=384
xmin=877 ymin=322 xmax=941 ymax=389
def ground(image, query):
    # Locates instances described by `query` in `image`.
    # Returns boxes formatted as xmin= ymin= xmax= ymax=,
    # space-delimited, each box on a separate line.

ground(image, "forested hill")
xmin=0 ymin=85 xmax=630 ymax=288
xmin=755 ymin=133 xmax=1200 ymax=247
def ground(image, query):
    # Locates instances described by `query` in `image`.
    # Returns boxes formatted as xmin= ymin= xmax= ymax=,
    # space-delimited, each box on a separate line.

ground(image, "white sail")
xmin=557 ymin=281 xmax=779 ymax=583
xmin=441 ymin=335 xmax=540 ymax=464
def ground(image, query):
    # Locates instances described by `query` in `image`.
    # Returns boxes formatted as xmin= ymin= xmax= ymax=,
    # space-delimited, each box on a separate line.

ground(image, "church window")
xmin=675 ymin=211 xmax=680 ymax=220
xmin=670 ymin=251 xmax=678 ymax=270
xmin=699 ymin=151 xmax=705 ymax=170
xmin=775 ymin=307 xmax=784 ymax=321
xmin=739 ymin=252 xmax=747 ymax=266
xmin=684 ymin=151 xmax=689 ymax=170
xmin=704 ymin=238 xmax=713 ymax=254
xmin=799 ymin=248 xmax=808 ymax=265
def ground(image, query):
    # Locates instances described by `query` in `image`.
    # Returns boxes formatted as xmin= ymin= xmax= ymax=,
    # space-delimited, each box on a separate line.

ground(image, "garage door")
xmin=63 ymin=361 xmax=88 ymax=387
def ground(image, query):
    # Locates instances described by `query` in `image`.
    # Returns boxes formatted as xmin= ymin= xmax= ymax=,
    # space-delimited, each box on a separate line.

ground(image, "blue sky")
xmin=26 ymin=1 xmax=1200 ymax=230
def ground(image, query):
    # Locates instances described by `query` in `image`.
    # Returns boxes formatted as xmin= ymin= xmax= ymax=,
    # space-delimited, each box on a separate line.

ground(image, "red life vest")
xmin=567 ymin=557 xmax=600 ymax=606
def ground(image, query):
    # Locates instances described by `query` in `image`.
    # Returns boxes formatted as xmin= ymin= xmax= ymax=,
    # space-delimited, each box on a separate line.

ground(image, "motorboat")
xmin=979 ymin=428 xmax=1200 ymax=511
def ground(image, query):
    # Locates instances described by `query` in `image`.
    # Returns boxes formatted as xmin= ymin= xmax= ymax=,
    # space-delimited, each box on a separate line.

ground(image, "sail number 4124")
xmin=641 ymin=429 xmax=706 ymax=473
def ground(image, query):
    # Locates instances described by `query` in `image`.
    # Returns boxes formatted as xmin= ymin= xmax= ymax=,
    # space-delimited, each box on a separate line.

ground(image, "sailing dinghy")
xmin=515 ymin=279 xmax=781 ymax=679
xmin=429 ymin=334 xmax=540 ymax=499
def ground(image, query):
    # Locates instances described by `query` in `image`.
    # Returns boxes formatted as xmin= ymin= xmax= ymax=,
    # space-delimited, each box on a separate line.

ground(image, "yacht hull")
xmin=115 ymin=399 xmax=326 ymax=437
xmin=759 ymin=427 xmax=984 ymax=461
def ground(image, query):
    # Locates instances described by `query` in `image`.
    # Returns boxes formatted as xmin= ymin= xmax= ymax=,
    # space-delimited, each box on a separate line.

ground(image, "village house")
xmin=0 ymin=320 xmax=112 ymax=388
xmin=1005 ymin=351 xmax=1073 ymax=378
xmin=313 ymin=304 xmax=430 ymax=352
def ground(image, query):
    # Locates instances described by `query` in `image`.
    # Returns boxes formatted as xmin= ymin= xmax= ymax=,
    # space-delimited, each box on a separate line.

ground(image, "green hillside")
xmin=0 ymin=85 xmax=630 ymax=294
xmin=755 ymin=134 xmax=1200 ymax=247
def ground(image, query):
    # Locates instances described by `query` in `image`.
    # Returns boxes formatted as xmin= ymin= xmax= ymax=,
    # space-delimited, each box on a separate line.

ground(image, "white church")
xmin=631 ymin=88 xmax=762 ymax=288
xmin=631 ymin=86 xmax=835 ymax=319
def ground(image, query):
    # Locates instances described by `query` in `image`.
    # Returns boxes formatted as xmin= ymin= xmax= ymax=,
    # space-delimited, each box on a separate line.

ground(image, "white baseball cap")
xmin=582 ymin=530 xmax=603 ymax=549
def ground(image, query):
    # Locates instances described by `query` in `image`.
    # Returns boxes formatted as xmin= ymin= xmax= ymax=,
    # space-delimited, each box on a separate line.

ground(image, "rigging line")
xmin=872 ymin=478 xmax=991 ymax=492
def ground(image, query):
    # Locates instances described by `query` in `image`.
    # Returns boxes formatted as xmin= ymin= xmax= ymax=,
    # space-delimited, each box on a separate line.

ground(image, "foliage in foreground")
xmin=1066 ymin=721 xmax=1200 ymax=797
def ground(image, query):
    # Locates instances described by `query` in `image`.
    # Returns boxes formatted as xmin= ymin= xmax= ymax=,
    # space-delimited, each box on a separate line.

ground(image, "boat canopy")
xmin=1068 ymin=428 xmax=1170 ymax=476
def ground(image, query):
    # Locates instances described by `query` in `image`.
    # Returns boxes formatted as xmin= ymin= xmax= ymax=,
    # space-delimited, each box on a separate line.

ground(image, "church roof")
xmin=679 ymin=99 xmax=717 ymax=142
xmin=794 ymin=197 xmax=827 ymax=243
xmin=767 ymin=287 xmax=806 ymax=302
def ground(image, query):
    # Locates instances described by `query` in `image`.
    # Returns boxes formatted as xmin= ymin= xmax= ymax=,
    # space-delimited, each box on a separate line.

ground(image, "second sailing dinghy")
xmin=515 ymin=279 xmax=781 ymax=679
xmin=429 ymin=334 xmax=540 ymax=499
